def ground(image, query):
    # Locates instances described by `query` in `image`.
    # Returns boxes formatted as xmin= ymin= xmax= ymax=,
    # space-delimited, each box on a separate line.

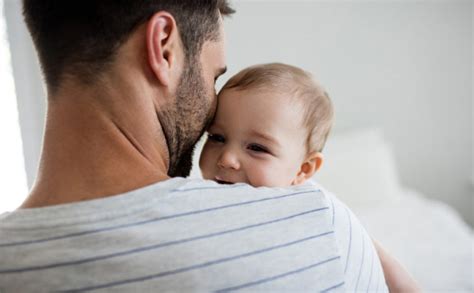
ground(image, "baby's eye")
xmin=247 ymin=143 xmax=269 ymax=154
xmin=207 ymin=133 xmax=225 ymax=143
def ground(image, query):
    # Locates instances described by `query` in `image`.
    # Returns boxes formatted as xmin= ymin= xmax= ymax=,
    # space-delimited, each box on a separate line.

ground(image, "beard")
xmin=158 ymin=59 xmax=215 ymax=178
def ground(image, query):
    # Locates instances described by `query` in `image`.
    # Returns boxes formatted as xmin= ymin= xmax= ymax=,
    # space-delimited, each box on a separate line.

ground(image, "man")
xmin=0 ymin=1 xmax=418 ymax=291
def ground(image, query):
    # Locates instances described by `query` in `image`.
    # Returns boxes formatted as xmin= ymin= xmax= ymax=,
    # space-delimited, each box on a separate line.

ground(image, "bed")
xmin=314 ymin=128 xmax=473 ymax=292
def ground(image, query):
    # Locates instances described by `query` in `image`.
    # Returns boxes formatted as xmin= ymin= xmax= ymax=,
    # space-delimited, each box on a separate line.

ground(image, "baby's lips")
xmin=214 ymin=175 xmax=235 ymax=185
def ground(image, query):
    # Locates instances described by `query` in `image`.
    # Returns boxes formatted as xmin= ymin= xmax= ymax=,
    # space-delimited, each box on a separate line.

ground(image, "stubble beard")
xmin=158 ymin=59 xmax=214 ymax=178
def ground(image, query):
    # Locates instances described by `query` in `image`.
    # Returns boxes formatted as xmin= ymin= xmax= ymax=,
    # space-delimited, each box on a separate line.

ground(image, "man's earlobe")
xmin=146 ymin=12 xmax=178 ymax=87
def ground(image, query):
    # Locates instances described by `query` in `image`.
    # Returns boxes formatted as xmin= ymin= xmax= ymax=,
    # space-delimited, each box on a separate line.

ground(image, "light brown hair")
xmin=221 ymin=63 xmax=334 ymax=153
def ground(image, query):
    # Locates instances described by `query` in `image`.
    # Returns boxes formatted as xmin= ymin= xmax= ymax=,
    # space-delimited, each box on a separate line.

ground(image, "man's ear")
xmin=292 ymin=152 xmax=324 ymax=185
xmin=146 ymin=12 xmax=182 ymax=88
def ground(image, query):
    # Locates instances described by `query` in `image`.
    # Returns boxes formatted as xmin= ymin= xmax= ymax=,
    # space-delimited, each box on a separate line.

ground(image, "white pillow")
xmin=314 ymin=128 xmax=401 ymax=207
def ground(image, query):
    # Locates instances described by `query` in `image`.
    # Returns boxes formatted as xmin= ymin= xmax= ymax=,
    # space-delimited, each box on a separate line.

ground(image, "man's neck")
xmin=21 ymin=77 xmax=171 ymax=209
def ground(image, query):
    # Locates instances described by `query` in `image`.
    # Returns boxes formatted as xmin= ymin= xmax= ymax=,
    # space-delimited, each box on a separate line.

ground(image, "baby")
xmin=199 ymin=63 xmax=420 ymax=292
xmin=199 ymin=62 xmax=333 ymax=187
xmin=198 ymin=63 xmax=391 ymax=292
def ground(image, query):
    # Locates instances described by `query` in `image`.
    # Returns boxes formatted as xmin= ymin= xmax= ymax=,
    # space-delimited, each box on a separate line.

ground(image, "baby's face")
xmin=199 ymin=88 xmax=309 ymax=187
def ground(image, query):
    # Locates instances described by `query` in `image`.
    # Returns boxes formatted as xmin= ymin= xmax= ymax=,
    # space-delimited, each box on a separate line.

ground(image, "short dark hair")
xmin=22 ymin=0 xmax=234 ymax=91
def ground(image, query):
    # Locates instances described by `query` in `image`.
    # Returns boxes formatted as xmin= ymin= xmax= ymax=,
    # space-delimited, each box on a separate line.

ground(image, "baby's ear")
xmin=292 ymin=152 xmax=324 ymax=185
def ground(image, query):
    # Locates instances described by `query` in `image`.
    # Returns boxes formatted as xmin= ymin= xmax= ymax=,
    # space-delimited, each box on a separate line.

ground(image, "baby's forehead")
xmin=216 ymin=87 xmax=305 ymax=129
xmin=218 ymin=86 xmax=293 ymax=100
xmin=218 ymin=87 xmax=304 ymax=115
xmin=218 ymin=86 xmax=267 ymax=96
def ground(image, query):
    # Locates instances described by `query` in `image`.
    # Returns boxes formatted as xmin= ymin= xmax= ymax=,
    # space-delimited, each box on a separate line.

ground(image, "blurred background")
xmin=0 ymin=0 xmax=472 ymax=291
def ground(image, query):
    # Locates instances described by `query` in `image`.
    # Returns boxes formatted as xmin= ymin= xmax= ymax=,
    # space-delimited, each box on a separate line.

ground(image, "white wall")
xmin=4 ymin=0 xmax=46 ymax=189
xmin=472 ymin=0 xmax=474 ymax=190
xmin=217 ymin=0 xmax=473 ymax=225
xmin=0 ymin=0 xmax=28 ymax=211
xmin=5 ymin=0 xmax=473 ymax=225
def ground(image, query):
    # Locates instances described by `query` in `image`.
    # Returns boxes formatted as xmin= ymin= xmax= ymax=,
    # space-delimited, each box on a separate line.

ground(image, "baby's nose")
xmin=217 ymin=148 xmax=241 ymax=170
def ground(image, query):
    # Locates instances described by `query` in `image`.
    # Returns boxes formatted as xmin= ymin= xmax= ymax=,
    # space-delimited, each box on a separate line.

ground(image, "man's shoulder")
xmin=0 ymin=178 xmax=346 ymax=292
xmin=310 ymin=181 xmax=389 ymax=292
xmin=177 ymin=178 xmax=326 ymax=198
xmin=174 ymin=178 xmax=330 ymax=214
xmin=0 ymin=178 xmax=329 ymax=229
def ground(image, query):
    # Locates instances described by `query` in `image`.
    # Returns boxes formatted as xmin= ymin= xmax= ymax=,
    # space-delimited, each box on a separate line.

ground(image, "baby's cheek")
xmin=247 ymin=161 xmax=290 ymax=187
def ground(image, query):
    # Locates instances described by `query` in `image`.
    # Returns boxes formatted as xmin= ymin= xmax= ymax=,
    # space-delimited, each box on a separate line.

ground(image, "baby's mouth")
xmin=216 ymin=179 xmax=234 ymax=185
xmin=215 ymin=176 xmax=235 ymax=185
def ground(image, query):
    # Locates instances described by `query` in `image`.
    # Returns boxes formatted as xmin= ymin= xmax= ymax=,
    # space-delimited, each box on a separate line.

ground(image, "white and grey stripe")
xmin=0 ymin=178 xmax=386 ymax=292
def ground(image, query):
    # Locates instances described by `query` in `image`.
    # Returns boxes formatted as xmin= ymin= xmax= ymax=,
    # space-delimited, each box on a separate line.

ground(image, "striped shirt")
xmin=0 ymin=178 xmax=387 ymax=292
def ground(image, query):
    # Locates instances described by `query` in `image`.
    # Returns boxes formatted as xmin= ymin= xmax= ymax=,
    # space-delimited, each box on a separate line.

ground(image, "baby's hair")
xmin=221 ymin=63 xmax=334 ymax=153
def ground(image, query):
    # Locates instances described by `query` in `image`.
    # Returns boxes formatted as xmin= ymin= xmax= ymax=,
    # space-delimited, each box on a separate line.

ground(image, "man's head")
xmin=23 ymin=0 xmax=234 ymax=177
